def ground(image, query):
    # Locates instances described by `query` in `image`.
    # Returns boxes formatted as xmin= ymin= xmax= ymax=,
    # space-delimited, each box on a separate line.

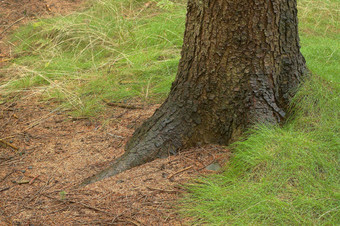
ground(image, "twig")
xmin=107 ymin=133 xmax=125 ymax=140
xmin=47 ymin=206 xmax=69 ymax=215
xmin=22 ymin=107 xmax=61 ymax=132
xmin=71 ymin=117 xmax=88 ymax=121
xmin=167 ymin=166 xmax=193 ymax=180
xmin=43 ymin=194 xmax=115 ymax=217
xmin=0 ymin=187 xmax=10 ymax=193
xmin=29 ymin=175 xmax=40 ymax=185
xmin=0 ymin=136 xmax=14 ymax=141
xmin=0 ymin=17 xmax=26 ymax=39
xmin=103 ymin=99 xmax=144 ymax=109
xmin=146 ymin=186 xmax=179 ymax=194
xmin=16 ymin=180 xmax=29 ymax=185
xmin=198 ymin=152 xmax=217 ymax=171
xmin=114 ymin=109 xmax=129 ymax=119
xmin=0 ymin=139 xmax=19 ymax=150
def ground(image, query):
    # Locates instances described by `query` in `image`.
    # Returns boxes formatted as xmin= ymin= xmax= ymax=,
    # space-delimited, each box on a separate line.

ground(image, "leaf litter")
xmin=0 ymin=1 xmax=230 ymax=224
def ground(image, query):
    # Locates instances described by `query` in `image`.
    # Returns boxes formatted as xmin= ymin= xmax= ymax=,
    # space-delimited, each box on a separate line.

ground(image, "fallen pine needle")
xmin=29 ymin=175 xmax=40 ymax=185
xmin=0 ymin=187 xmax=10 ymax=193
xmin=167 ymin=166 xmax=193 ymax=180
xmin=43 ymin=194 xmax=115 ymax=216
xmin=16 ymin=180 xmax=30 ymax=185
xmin=0 ymin=139 xmax=19 ymax=150
xmin=146 ymin=186 xmax=179 ymax=193
xmin=103 ymin=99 xmax=144 ymax=109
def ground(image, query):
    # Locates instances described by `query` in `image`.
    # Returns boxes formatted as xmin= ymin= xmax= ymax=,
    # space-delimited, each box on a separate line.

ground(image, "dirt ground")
xmin=0 ymin=1 xmax=230 ymax=225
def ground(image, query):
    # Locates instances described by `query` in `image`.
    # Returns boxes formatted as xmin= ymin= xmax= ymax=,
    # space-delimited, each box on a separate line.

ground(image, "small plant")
xmin=155 ymin=0 xmax=175 ymax=9
xmin=59 ymin=191 xmax=67 ymax=200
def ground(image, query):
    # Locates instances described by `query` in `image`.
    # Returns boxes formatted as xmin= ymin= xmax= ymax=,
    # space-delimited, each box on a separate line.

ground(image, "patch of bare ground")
xmin=0 ymin=94 xmax=230 ymax=225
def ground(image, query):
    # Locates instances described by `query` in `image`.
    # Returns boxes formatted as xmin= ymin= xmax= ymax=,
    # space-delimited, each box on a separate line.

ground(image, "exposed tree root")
xmin=80 ymin=101 xmax=188 ymax=186
xmin=80 ymin=148 xmax=158 ymax=186
xmin=80 ymin=0 xmax=307 ymax=186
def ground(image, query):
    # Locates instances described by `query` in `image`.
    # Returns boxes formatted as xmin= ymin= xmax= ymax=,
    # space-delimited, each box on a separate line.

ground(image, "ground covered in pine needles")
xmin=0 ymin=1 xmax=229 ymax=224
xmin=0 ymin=95 xmax=229 ymax=225
xmin=1 ymin=0 xmax=338 ymax=225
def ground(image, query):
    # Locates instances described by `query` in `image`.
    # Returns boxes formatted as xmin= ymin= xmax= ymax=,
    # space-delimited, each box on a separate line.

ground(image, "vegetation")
xmin=180 ymin=0 xmax=340 ymax=224
xmin=0 ymin=0 xmax=186 ymax=116
xmin=0 ymin=0 xmax=338 ymax=224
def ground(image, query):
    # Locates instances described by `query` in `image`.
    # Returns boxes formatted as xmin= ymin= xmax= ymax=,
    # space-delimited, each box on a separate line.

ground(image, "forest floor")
xmin=0 ymin=1 xmax=229 ymax=225
xmin=2 ymin=0 xmax=337 ymax=225
xmin=0 ymin=0 xmax=83 ymax=64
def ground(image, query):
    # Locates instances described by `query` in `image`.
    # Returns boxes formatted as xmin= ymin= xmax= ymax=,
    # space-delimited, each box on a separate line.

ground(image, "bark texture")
xmin=81 ymin=0 xmax=306 ymax=186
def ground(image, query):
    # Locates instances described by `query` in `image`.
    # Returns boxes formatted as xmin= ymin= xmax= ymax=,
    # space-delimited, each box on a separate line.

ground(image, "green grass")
xmin=0 ymin=0 xmax=186 ymax=116
xmin=0 ymin=0 xmax=339 ymax=224
xmin=180 ymin=0 xmax=340 ymax=224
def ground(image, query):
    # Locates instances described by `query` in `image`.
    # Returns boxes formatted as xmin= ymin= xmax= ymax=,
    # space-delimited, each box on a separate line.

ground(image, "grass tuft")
xmin=0 ymin=0 xmax=186 ymax=116
xmin=180 ymin=0 xmax=339 ymax=224
xmin=0 ymin=0 xmax=339 ymax=224
xmin=181 ymin=74 xmax=339 ymax=224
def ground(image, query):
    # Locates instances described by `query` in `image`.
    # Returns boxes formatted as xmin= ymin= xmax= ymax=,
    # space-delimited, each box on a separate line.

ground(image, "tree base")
xmin=80 ymin=100 xmax=188 ymax=186
xmin=80 ymin=0 xmax=307 ymax=186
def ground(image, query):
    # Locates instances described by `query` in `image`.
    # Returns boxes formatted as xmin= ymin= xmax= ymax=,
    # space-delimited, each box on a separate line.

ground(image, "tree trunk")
xmin=81 ymin=0 xmax=306 ymax=186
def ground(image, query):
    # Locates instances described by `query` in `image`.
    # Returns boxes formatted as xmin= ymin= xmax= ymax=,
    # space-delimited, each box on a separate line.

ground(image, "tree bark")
xmin=81 ymin=0 xmax=307 ymax=186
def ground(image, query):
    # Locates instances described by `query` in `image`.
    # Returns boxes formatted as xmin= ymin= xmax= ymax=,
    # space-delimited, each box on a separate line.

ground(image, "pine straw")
xmin=0 ymin=94 xmax=230 ymax=225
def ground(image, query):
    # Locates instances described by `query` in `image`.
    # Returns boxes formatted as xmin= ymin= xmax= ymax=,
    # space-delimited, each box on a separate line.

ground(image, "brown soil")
xmin=0 ymin=1 xmax=230 ymax=225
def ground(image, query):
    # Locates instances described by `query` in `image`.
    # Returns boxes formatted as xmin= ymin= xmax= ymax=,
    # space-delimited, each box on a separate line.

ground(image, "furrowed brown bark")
xmin=81 ymin=0 xmax=306 ymax=186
